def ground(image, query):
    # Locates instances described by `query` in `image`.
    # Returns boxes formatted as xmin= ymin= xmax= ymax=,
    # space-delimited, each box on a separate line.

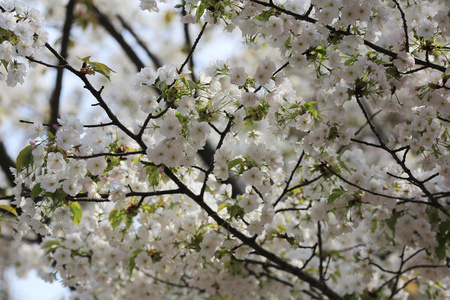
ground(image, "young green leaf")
xmin=16 ymin=145 xmax=33 ymax=173
xmin=69 ymin=202 xmax=83 ymax=227
xmin=217 ymin=202 xmax=231 ymax=212
xmin=0 ymin=204 xmax=18 ymax=217
xmin=31 ymin=183 xmax=43 ymax=200
xmin=80 ymin=56 xmax=115 ymax=81
xmin=129 ymin=249 xmax=144 ymax=276
xmin=109 ymin=209 xmax=124 ymax=230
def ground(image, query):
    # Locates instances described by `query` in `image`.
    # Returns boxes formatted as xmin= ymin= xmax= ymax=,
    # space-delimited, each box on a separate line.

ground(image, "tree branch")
xmin=48 ymin=0 xmax=76 ymax=135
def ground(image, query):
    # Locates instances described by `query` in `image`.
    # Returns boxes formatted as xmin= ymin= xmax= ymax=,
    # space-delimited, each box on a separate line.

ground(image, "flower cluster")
xmin=0 ymin=0 xmax=47 ymax=86
xmin=1 ymin=0 xmax=449 ymax=299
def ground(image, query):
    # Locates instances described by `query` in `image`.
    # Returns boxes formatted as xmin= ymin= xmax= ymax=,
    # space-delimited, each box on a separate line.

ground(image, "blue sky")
xmin=5 ymin=268 xmax=70 ymax=300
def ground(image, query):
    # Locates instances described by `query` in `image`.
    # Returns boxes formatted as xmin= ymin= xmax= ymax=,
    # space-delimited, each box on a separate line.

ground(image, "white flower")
xmin=242 ymin=167 xmax=264 ymax=187
xmin=62 ymin=179 xmax=82 ymax=197
xmin=109 ymin=187 xmax=127 ymax=202
xmin=58 ymin=114 xmax=84 ymax=135
xmin=254 ymin=58 xmax=276 ymax=85
xmin=140 ymin=0 xmax=159 ymax=13
xmin=86 ymin=157 xmax=107 ymax=176
xmin=53 ymin=206 xmax=73 ymax=224
xmin=158 ymin=64 xmax=179 ymax=84
xmin=26 ymin=122 xmax=45 ymax=140
xmin=40 ymin=173 xmax=61 ymax=193
xmin=14 ymin=22 xmax=34 ymax=42
xmin=289 ymin=52 xmax=308 ymax=69
xmin=137 ymin=67 xmax=158 ymax=85
xmin=68 ymin=159 xmax=87 ymax=178
xmin=240 ymin=92 xmax=260 ymax=107
xmin=248 ymin=143 xmax=266 ymax=164
xmin=214 ymin=161 xmax=229 ymax=181
xmin=139 ymin=94 xmax=159 ymax=113
xmin=214 ymin=147 xmax=232 ymax=164
xmin=53 ymin=248 xmax=72 ymax=265
xmin=6 ymin=63 xmax=26 ymax=87
xmin=260 ymin=205 xmax=275 ymax=223
xmin=239 ymin=193 xmax=260 ymax=213
xmin=159 ymin=110 xmax=182 ymax=138
xmin=295 ymin=113 xmax=313 ymax=131
xmin=393 ymin=52 xmax=415 ymax=72
xmin=65 ymin=232 xmax=83 ymax=250
xmin=264 ymin=16 xmax=284 ymax=36
xmin=0 ymin=41 xmax=16 ymax=61
xmin=200 ymin=232 xmax=222 ymax=257
xmin=135 ymin=252 xmax=153 ymax=269
xmin=291 ymin=36 xmax=310 ymax=54
xmin=0 ymin=12 xmax=17 ymax=30
xmin=47 ymin=152 xmax=66 ymax=171
xmin=416 ymin=19 xmax=436 ymax=40
xmin=229 ymin=66 xmax=248 ymax=86
xmin=310 ymin=201 xmax=329 ymax=222
xmin=189 ymin=121 xmax=210 ymax=142
xmin=56 ymin=130 xmax=79 ymax=151
xmin=177 ymin=95 xmax=195 ymax=115
xmin=182 ymin=14 xmax=196 ymax=24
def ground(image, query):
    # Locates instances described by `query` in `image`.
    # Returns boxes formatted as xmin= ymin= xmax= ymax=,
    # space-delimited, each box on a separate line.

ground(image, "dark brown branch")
xmin=273 ymin=151 xmax=305 ymax=207
xmin=67 ymin=151 xmax=144 ymax=159
xmin=249 ymin=0 xmax=446 ymax=73
xmin=317 ymin=221 xmax=324 ymax=283
xmin=275 ymin=207 xmax=309 ymax=213
xmin=48 ymin=0 xmax=76 ymax=136
xmin=0 ymin=142 xmax=15 ymax=186
xmin=178 ymin=22 xmax=207 ymax=75
xmin=19 ymin=119 xmax=114 ymax=128
xmin=181 ymin=5 xmax=197 ymax=83
xmin=162 ymin=166 xmax=345 ymax=299
xmin=91 ymin=4 xmax=145 ymax=71
xmin=141 ymin=269 xmax=205 ymax=292
xmin=392 ymin=0 xmax=409 ymax=53
xmin=354 ymin=96 xmax=448 ymax=217
xmin=116 ymin=15 xmax=163 ymax=69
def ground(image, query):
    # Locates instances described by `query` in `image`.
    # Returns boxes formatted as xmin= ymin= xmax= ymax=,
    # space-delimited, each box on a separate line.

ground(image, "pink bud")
xmin=158 ymin=166 xmax=164 ymax=174
xmin=29 ymin=140 xmax=36 ymax=149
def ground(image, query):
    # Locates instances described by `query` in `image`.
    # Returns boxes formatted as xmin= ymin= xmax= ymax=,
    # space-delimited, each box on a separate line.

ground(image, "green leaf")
xmin=80 ymin=56 xmax=91 ymax=63
xmin=90 ymin=61 xmax=115 ymax=80
xmin=435 ymin=240 xmax=446 ymax=261
xmin=1 ymin=59 xmax=8 ymax=70
xmin=196 ymin=2 xmax=206 ymax=21
xmin=16 ymin=145 xmax=33 ymax=173
xmin=42 ymin=240 xmax=61 ymax=255
xmin=124 ymin=214 xmax=134 ymax=229
xmin=31 ymin=183 xmax=43 ymax=200
xmin=69 ymin=202 xmax=82 ymax=227
xmin=186 ymin=79 xmax=205 ymax=91
xmin=227 ymin=158 xmax=243 ymax=170
xmin=54 ymin=189 xmax=67 ymax=201
xmin=217 ymin=202 xmax=231 ymax=212
xmin=80 ymin=56 xmax=115 ymax=81
xmin=0 ymin=204 xmax=18 ymax=217
xmin=338 ymin=161 xmax=352 ymax=173
xmin=42 ymin=240 xmax=61 ymax=249
xmin=142 ymin=200 xmax=164 ymax=214
xmin=385 ymin=212 xmax=399 ymax=237
xmin=47 ymin=131 xmax=55 ymax=139
xmin=109 ymin=209 xmax=124 ymax=230
xmin=227 ymin=204 xmax=244 ymax=220
xmin=328 ymin=188 xmax=346 ymax=204
xmin=148 ymin=166 xmax=161 ymax=188
xmin=435 ymin=219 xmax=450 ymax=260
xmin=129 ymin=249 xmax=144 ymax=276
